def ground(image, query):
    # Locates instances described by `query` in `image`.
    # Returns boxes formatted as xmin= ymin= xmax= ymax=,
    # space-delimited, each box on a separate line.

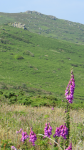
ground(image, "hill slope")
xmin=0 ymin=24 xmax=84 ymax=103
xmin=0 ymin=11 xmax=84 ymax=44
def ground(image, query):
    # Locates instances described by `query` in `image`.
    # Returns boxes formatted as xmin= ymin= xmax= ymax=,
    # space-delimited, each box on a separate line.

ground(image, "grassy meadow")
xmin=0 ymin=103 xmax=84 ymax=149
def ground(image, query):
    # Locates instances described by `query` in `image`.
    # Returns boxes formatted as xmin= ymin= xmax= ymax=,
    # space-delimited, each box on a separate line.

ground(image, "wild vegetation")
xmin=0 ymin=24 xmax=84 ymax=106
xmin=0 ymin=12 xmax=84 ymax=149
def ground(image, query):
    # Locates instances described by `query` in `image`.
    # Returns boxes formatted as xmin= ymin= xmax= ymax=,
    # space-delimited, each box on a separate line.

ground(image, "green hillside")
xmin=0 ymin=11 xmax=84 ymax=44
xmin=0 ymin=24 xmax=84 ymax=104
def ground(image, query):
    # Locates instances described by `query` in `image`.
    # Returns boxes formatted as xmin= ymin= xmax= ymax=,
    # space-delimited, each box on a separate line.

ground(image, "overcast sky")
xmin=0 ymin=0 xmax=84 ymax=24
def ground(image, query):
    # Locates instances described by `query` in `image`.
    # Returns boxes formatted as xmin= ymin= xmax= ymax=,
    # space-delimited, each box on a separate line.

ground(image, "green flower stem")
xmin=65 ymin=100 xmax=70 ymax=148
xmin=37 ymin=134 xmax=62 ymax=150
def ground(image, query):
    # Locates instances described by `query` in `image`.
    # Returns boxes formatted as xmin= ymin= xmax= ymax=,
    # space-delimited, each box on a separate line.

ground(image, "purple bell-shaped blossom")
xmin=11 ymin=146 xmax=17 ymax=150
xmin=65 ymin=71 xmax=75 ymax=103
xmin=44 ymin=123 xmax=52 ymax=138
xmin=21 ymin=131 xmax=29 ymax=142
xmin=16 ymin=128 xmax=28 ymax=142
xmin=53 ymin=124 xmax=68 ymax=139
xmin=29 ymin=127 xmax=37 ymax=146
xmin=16 ymin=128 xmax=23 ymax=134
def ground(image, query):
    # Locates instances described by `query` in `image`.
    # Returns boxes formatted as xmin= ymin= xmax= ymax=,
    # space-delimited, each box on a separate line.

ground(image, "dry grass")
xmin=0 ymin=103 xmax=84 ymax=149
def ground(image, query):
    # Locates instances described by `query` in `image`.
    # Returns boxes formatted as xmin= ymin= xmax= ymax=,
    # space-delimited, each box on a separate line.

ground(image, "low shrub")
xmin=14 ymin=55 xmax=24 ymax=60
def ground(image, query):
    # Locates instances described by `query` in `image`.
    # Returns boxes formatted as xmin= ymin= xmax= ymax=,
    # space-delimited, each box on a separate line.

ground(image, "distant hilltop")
xmin=25 ymin=10 xmax=57 ymax=20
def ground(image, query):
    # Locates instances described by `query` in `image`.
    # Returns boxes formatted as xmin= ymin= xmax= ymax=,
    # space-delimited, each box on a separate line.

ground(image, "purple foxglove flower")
xmin=53 ymin=124 xmax=68 ymax=139
xmin=21 ymin=136 xmax=25 ymax=142
xmin=44 ymin=123 xmax=52 ymax=138
xmin=51 ymin=107 xmax=54 ymax=110
xmin=65 ymin=71 xmax=75 ymax=103
xmin=11 ymin=146 xmax=17 ymax=150
xmin=16 ymin=128 xmax=23 ymax=134
xmin=29 ymin=128 xmax=37 ymax=146
xmin=65 ymin=143 xmax=72 ymax=150
xmin=21 ymin=131 xmax=28 ymax=142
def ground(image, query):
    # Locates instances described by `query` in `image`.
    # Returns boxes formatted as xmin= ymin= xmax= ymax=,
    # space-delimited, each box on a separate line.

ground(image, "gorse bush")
xmin=0 ymin=90 xmax=58 ymax=107
xmin=14 ymin=55 xmax=24 ymax=60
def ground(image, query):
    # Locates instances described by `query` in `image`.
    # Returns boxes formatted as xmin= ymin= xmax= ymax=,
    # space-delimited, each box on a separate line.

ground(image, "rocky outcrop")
xmin=25 ymin=10 xmax=32 ymax=14
xmin=25 ymin=10 xmax=57 ymax=20
xmin=25 ymin=10 xmax=42 ymax=15
xmin=12 ymin=22 xmax=26 ymax=29
xmin=48 ymin=15 xmax=57 ymax=20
